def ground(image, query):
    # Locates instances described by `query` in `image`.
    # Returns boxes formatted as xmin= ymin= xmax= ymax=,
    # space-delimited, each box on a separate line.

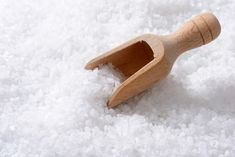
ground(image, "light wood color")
xmin=85 ymin=12 xmax=221 ymax=108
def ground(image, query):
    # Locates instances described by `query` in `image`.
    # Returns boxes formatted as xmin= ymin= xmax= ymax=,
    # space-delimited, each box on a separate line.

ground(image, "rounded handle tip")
xmin=192 ymin=12 xmax=221 ymax=44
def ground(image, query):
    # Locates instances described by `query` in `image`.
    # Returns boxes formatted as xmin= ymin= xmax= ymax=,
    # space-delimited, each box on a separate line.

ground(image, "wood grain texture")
xmin=85 ymin=12 xmax=221 ymax=108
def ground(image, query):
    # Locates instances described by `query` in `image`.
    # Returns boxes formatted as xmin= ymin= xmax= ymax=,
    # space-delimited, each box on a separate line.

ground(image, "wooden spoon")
xmin=85 ymin=12 xmax=221 ymax=108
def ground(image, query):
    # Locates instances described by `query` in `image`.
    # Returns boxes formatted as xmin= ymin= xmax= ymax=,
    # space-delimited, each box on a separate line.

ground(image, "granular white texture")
xmin=0 ymin=0 xmax=235 ymax=156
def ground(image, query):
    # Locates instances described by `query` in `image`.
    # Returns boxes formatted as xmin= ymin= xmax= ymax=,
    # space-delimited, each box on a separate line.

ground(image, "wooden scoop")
xmin=85 ymin=12 xmax=221 ymax=108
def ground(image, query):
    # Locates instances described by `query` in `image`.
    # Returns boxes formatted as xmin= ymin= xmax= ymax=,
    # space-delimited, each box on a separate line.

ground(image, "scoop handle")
xmin=166 ymin=12 xmax=221 ymax=53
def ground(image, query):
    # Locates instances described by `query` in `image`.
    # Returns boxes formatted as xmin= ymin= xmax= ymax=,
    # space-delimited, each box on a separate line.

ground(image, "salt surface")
xmin=0 ymin=0 xmax=235 ymax=156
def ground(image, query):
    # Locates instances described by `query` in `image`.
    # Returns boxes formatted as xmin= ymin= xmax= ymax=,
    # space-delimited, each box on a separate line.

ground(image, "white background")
xmin=0 ymin=0 xmax=235 ymax=156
